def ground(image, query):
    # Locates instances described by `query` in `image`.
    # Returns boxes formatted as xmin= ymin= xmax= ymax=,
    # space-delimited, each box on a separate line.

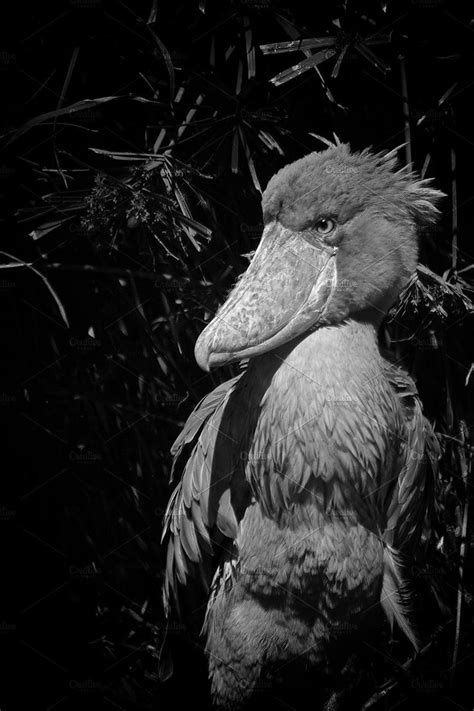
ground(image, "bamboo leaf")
xmin=0 ymin=251 xmax=69 ymax=327
xmin=238 ymin=127 xmax=261 ymax=193
xmin=260 ymin=37 xmax=337 ymax=55
xmin=355 ymin=43 xmax=391 ymax=73
xmin=3 ymin=95 xmax=166 ymax=145
xmin=270 ymin=48 xmax=338 ymax=87
xmin=29 ymin=217 xmax=75 ymax=240
xmin=231 ymin=129 xmax=239 ymax=173
xmin=243 ymin=16 xmax=256 ymax=79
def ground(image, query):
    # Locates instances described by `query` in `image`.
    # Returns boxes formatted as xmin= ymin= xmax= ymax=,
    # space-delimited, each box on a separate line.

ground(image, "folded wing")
xmin=162 ymin=374 xmax=251 ymax=614
xmin=380 ymin=362 xmax=439 ymax=648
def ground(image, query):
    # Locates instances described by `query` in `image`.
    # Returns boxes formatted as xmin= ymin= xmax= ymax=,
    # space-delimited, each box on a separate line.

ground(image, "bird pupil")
xmin=315 ymin=218 xmax=334 ymax=234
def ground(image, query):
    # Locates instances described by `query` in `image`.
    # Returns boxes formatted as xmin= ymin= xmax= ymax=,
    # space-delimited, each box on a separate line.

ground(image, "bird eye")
xmin=315 ymin=218 xmax=336 ymax=235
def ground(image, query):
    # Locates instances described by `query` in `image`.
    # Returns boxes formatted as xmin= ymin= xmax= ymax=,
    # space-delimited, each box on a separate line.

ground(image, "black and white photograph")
xmin=2 ymin=1 xmax=474 ymax=709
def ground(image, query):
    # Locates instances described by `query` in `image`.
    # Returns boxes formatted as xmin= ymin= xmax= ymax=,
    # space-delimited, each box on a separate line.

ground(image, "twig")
xmin=451 ymin=146 xmax=458 ymax=271
xmin=362 ymin=622 xmax=454 ymax=710
xmin=450 ymin=419 xmax=470 ymax=683
xmin=399 ymin=55 xmax=412 ymax=167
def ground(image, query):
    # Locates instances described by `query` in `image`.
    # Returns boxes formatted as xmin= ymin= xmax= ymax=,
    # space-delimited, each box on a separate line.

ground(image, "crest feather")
xmin=405 ymin=179 xmax=445 ymax=223
xmin=372 ymin=145 xmax=446 ymax=224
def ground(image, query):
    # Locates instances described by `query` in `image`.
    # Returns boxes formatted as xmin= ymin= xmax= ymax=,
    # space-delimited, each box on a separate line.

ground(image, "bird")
xmin=161 ymin=142 xmax=443 ymax=709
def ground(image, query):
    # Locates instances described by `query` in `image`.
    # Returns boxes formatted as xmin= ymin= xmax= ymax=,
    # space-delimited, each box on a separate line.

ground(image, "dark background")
xmin=1 ymin=1 xmax=474 ymax=709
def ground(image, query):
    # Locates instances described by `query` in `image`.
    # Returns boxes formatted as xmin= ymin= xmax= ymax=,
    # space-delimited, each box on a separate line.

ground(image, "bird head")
xmin=195 ymin=143 xmax=444 ymax=371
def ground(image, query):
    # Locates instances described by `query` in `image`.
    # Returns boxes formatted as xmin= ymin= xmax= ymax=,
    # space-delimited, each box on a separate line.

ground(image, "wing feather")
xmin=162 ymin=373 xmax=249 ymax=613
xmin=180 ymin=508 xmax=201 ymax=563
xmin=191 ymin=498 xmax=213 ymax=553
xmin=216 ymin=488 xmax=239 ymax=539
xmin=169 ymin=375 xmax=242 ymax=480
xmin=173 ymin=535 xmax=189 ymax=585
xmin=383 ymin=362 xmax=439 ymax=551
xmin=380 ymin=361 xmax=439 ymax=648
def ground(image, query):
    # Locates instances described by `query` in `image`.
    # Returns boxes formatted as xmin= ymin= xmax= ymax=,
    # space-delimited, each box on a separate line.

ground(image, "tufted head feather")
xmin=262 ymin=143 xmax=444 ymax=229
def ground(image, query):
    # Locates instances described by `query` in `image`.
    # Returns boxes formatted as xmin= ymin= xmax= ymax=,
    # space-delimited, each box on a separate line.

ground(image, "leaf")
xmin=238 ymin=127 xmax=261 ymax=193
xmin=56 ymin=47 xmax=81 ymax=112
xmin=235 ymin=60 xmax=243 ymax=95
xmin=258 ymin=130 xmax=283 ymax=155
xmin=260 ymin=37 xmax=337 ymax=55
xmin=243 ymin=16 xmax=256 ymax=79
xmin=231 ymin=129 xmax=239 ymax=173
xmin=0 ymin=251 xmax=69 ymax=327
xmin=3 ymin=95 xmax=165 ymax=145
xmin=365 ymin=31 xmax=393 ymax=46
xmin=29 ymin=216 xmax=75 ymax=240
xmin=169 ymin=208 xmax=211 ymax=241
xmin=331 ymin=43 xmax=349 ymax=79
xmin=165 ymin=168 xmax=202 ymax=249
xmin=273 ymin=14 xmax=343 ymax=107
xmin=355 ymin=43 xmax=391 ymax=74
xmin=158 ymin=647 xmax=174 ymax=682
xmin=146 ymin=27 xmax=175 ymax=100
xmin=270 ymin=48 xmax=337 ymax=87
xmin=89 ymin=148 xmax=168 ymax=162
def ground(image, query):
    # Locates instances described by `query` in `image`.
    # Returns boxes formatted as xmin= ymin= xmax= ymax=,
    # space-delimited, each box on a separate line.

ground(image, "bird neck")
xmin=243 ymin=318 xmax=384 ymax=411
xmin=275 ymin=318 xmax=382 ymax=385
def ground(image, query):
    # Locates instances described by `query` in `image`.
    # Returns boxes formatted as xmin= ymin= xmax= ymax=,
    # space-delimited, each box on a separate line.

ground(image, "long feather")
xmin=381 ymin=544 xmax=418 ymax=651
xmin=180 ymin=509 xmax=201 ymax=563
xmin=163 ymin=372 xmax=247 ymax=616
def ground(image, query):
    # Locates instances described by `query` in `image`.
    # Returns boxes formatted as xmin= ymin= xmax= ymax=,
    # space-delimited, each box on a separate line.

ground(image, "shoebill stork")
xmin=162 ymin=143 xmax=442 ymax=708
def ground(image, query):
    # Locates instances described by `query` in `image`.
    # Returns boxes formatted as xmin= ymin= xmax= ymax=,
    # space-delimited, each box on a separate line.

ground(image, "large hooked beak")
xmin=195 ymin=221 xmax=338 ymax=371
